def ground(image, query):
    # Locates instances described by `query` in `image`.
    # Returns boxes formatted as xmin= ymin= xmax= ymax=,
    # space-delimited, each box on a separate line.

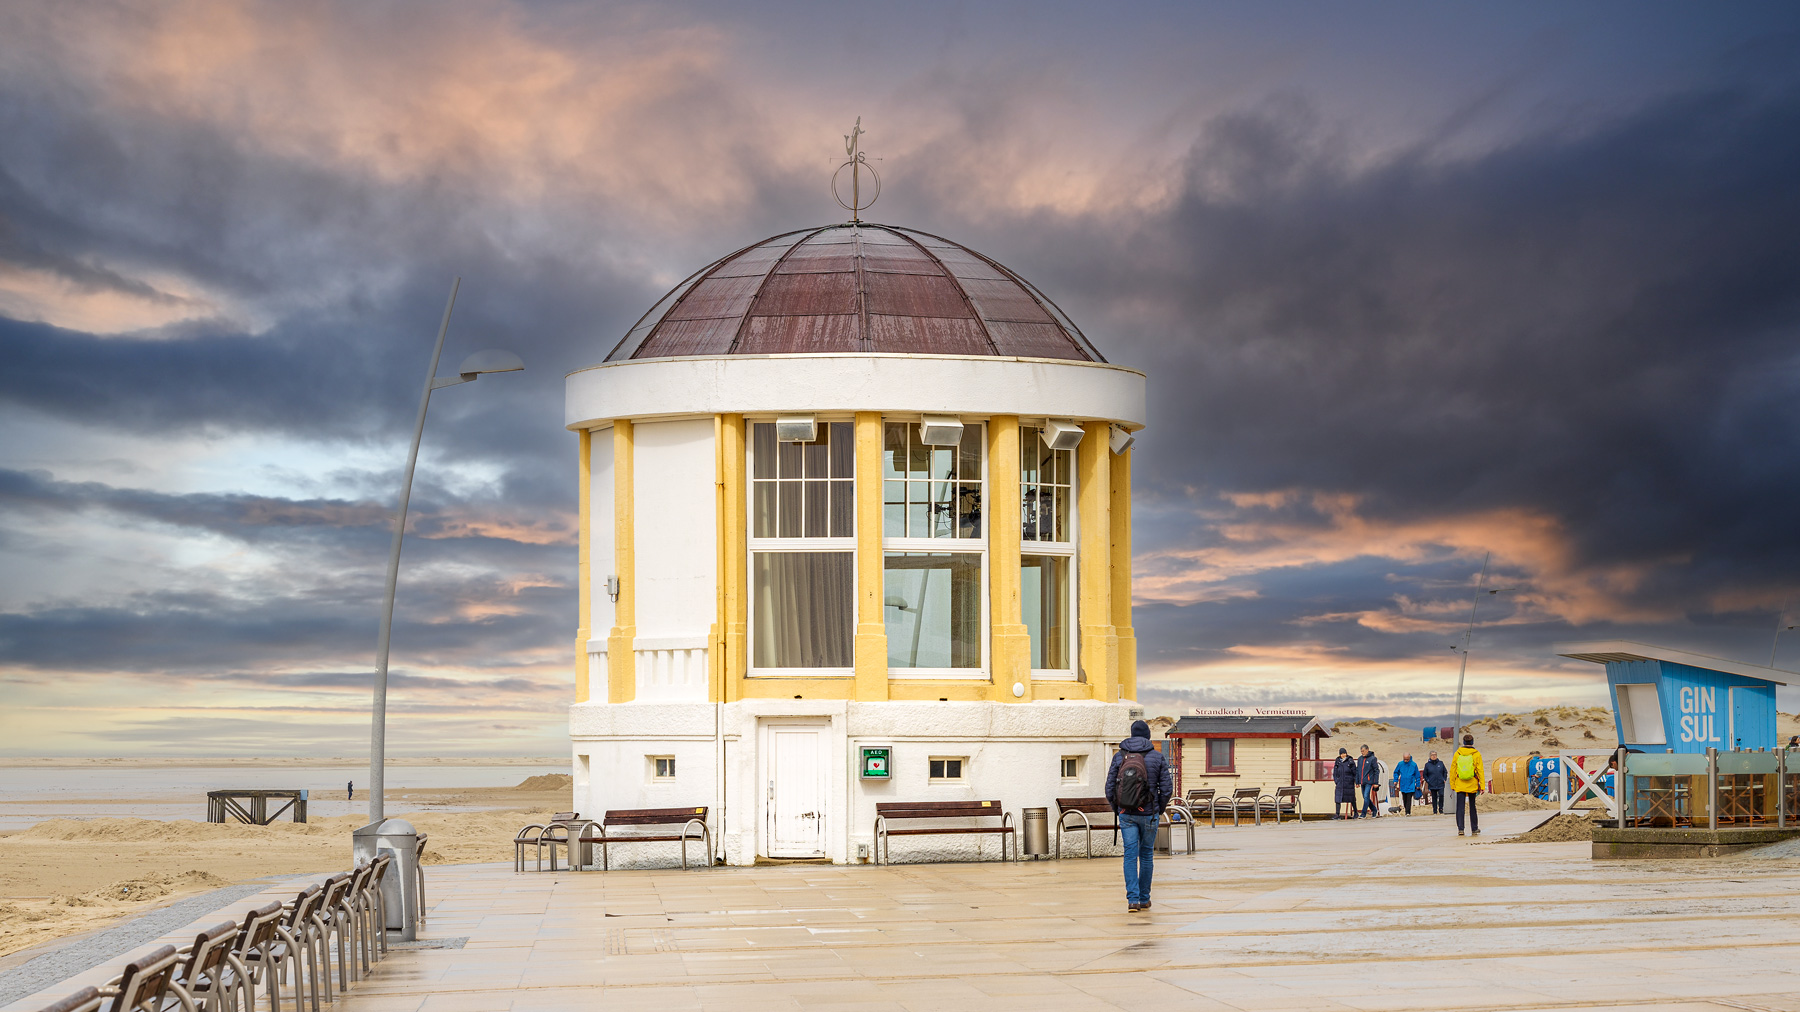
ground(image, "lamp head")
xmin=456 ymin=349 xmax=524 ymax=380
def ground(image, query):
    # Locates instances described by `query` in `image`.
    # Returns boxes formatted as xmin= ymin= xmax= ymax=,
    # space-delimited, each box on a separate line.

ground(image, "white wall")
xmin=630 ymin=418 xmax=716 ymax=702
xmin=569 ymin=698 xmax=1134 ymax=867
xmin=567 ymin=354 xmax=1147 ymax=431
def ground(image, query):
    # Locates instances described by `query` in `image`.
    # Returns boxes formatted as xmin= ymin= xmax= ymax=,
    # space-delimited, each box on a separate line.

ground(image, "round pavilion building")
xmin=565 ymin=222 xmax=1147 ymax=865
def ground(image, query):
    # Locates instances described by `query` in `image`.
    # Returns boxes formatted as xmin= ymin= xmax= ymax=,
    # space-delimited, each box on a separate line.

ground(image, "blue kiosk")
xmin=1558 ymin=641 xmax=1786 ymax=752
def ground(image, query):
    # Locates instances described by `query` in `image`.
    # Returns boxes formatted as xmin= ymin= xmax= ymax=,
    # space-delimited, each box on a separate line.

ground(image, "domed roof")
xmin=605 ymin=223 xmax=1104 ymax=363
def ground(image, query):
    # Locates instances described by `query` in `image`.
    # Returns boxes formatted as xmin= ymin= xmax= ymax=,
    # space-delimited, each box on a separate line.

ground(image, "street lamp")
xmin=1449 ymin=552 xmax=1505 ymax=744
xmin=369 ymin=277 xmax=522 ymax=823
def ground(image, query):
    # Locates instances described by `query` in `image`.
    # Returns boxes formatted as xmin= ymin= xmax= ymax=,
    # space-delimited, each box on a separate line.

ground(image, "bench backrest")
xmin=1055 ymin=797 xmax=1112 ymax=815
xmin=1232 ymin=787 xmax=1262 ymax=800
xmin=36 ymin=986 xmax=102 ymax=1012
xmin=235 ymin=902 xmax=284 ymax=956
xmin=1185 ymin=788 xmax=1215 ymax=802
xmin=876 ymin=800 xmax=1004 ymax=819
xmin=179 ymin=922 xmax=237 ymax=984
xmin=108 ymin=945 xmax=181 ymax=1012
xmin=1274 ymin=786 xmax=1302 ymax=798
xmin=604 ymin=806 xmax=708 ymax=827
xmin=551 ymin=812 xmax=579 ymax=822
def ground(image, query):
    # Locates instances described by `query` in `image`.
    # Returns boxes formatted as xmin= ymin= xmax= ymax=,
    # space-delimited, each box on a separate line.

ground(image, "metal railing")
xmin=1617 ymin=746 xmax=1796 ymax=830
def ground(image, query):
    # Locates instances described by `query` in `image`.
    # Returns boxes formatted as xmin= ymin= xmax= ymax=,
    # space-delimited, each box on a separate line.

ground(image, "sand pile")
xmin=514 ymin=774 xmax=574 ymax=792
xmin=1470 ymin=793 xmax=1559 ymax=812
xmin=1494 ymin=813 xmax=1597 ymax=844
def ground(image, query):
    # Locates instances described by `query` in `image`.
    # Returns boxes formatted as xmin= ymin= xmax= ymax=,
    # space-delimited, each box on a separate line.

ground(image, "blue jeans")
xmin=1119 ymin=812 xmax=1157 ymax=905
xmin=1361 ymin=784 xmax=1379 ymax=815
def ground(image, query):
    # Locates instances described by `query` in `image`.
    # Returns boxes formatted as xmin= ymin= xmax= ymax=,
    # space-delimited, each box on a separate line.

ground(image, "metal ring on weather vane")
xmin=831 ymin=157 xmax=881 ymax=216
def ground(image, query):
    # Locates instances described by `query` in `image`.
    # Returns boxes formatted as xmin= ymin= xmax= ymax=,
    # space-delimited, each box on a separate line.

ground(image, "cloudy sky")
xmin=3 ymin=1 xmax=1799 ymax=756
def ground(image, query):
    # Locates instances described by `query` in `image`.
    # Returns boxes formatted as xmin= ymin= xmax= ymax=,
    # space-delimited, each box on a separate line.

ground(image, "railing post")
xmin=1706 ymin=747 xmax=1718 ymax=832
xmin=1779 ymin=747 xmax=1788 ymax=830
xmin=1615 ymin=746 xmax=1627 ymax=830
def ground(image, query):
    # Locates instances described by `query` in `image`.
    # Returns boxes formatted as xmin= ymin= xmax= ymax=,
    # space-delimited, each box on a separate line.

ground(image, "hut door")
xmin=765 ymin=723 xmax=827 ymax=858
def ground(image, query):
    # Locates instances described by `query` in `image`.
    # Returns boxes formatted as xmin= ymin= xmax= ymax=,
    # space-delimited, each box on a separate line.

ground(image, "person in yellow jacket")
xmin=1450 ymin=734 xmax=1485 ymax=836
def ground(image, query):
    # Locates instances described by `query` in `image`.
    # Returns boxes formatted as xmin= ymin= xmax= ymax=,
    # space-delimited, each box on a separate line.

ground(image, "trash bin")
xmin=1155 ymin=821 xmax=1170 ymax=852
xmin=353 ymin=818 xmax=420 ymax=942
xmin=1021 ymin=807 xmax=1050 ymax=857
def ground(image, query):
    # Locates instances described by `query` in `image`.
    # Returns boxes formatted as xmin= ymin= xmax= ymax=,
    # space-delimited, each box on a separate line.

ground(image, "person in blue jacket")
xmin=1392 ymin=753 xmax=1421 ymax=815
xmin=1356 ymin=745 xmax=1382 ymax=818
xmin=1422 ymin=751 xmax=1449 ymax=814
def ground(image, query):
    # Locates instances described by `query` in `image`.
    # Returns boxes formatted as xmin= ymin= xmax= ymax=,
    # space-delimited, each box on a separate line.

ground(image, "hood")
xmin=1119 ymin=736 xmax=1155 ymax=752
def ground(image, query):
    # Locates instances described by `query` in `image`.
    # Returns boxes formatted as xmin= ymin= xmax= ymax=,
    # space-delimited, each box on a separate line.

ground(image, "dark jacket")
xmin=1356 ymin=753 xmax=1380 ymax=786
xmin=1106 ymin=737 xmax=1173 ymax=816
xmin=1332 ymin=755 xmax=1358 ymax=787
xmin=1422 ymin=758 xmax=1449 ymax=790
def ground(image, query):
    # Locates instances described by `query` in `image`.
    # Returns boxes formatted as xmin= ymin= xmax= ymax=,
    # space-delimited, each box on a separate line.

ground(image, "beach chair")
xmin=1184 ymin=788 xmax=1220 ymax=827
xmin=169 ymin=922 xmax=240 ymax=1012
xmin=275 ymin=884 xmax=328 ymax=1012
xmin=1264 ymin=785 xmax=1303 ymax=824
xmin=363 ymin=852 xmax=393 ymax=958
xmin=514 ymin=823 xmax=547 ymax=872
xmin=310 ymin=873 xmax=358 ymax=993
xmin=228 ymin=902 xmax=287 ymax=1012
xmin=97 ymin=944 xmax=198 ymax=1011
xmin=1227 ymin=786 xmax=1263 ymax=826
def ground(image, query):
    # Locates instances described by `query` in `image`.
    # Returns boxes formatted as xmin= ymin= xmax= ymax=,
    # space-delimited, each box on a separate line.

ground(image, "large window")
xmin=750 ymin=421 xmax=854 ymax=672
xmin=1021 ymin=426 xmax=1076 ymax=679
xmin=883 ymin=421 xmax=985 ymax=676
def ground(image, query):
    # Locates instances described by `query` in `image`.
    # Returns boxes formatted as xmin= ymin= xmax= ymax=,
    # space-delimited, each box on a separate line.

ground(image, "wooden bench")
xmin=1054 ymin=797 xmax=1118 ymax=858
xmin=1262 ymin=785 xmax=1303 ymax=823
xmin=874 ymin=801 xmax=1014 ymax=864
xmin=578 ymin=807 xmax=711 ymax=870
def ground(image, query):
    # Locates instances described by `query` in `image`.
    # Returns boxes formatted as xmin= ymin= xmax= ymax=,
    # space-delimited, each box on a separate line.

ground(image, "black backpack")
xmin=1115 ymin=751 xmax=1152 ymax=810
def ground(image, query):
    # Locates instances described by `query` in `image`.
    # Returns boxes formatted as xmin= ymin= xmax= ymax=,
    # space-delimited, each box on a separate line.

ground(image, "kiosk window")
xmin=1616 ymin=683 xmax=1666 ymax=745
xmin=1206 ymin=739 xmax=1235 ymax=773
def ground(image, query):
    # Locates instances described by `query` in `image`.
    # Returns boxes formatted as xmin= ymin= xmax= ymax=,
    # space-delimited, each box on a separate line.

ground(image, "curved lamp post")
xmin=1450 ymin=552 xmax=1503 ymax=743
xmin=369 ymin=277 xmax=522 ymax=823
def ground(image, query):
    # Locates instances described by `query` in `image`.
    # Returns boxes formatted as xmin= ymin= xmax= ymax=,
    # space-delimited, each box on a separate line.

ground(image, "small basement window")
xmin=929 ymin=757 xmax=965 ymax=781
xmin=1206 ymin=739 xmax=1235 ymax=773
xmin=650 ymin=756 xmax=676 ymax=781
xmin=1060 ymin=756 xmax=1083 ymax=781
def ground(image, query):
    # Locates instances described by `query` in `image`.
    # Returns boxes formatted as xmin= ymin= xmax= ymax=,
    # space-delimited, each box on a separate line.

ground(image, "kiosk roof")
xmin=1556 ymin=640 xmax=1788 ymax=686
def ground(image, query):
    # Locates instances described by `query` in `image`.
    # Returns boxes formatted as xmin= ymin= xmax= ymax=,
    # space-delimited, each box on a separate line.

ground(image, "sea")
xmin=0 ymin=763 xmax=567 ymax=830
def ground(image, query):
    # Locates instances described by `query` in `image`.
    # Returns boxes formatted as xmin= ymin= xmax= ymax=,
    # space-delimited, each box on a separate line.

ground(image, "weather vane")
xmin=831 ymin=116 xmax=880 ymax=222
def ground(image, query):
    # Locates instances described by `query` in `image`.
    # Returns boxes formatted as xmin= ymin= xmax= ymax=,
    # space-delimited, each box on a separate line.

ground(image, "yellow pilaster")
xmin=1110 ymin=445 xmax=1137 ymax=702
xmin=719 ymin=414 xmax=747 ymax=703
xmin=987 ymin=416 xmax=1030 ymax=701
xmin=606 ymin=420 xmax=637 ymax=703
xmin=575 ymin=428 xmax=592 ymax=703
xmin=1077 ymin=421 xmax=1118 ymax=701
xmin=852 ymin=412 xmax=889 ymax=700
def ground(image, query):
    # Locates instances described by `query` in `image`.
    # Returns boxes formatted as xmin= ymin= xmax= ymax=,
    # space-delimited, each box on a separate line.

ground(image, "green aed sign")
xmin=860 ymin=745 xmax=892 ymax=779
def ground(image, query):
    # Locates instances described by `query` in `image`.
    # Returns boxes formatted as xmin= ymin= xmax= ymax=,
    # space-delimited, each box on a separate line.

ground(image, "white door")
xmin=765 ymin=724 xmax=826 ymax=858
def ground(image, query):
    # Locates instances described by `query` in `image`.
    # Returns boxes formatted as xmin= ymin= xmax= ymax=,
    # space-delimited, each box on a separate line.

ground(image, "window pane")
xmin=830 ymin=480 xmax=854 ymax=538
xmin=830 ymin=422 xmax=854 ymax=478
xmin=804 ymin=480 xmax=829 ymax=538
xmin=778 ymin=439 xmax=803 ymax=479
xmin=907 ymin=434 xmax=930 ymax=479
xmin=947 ymin=759 xmax=962 ymax=778
xmin=906 ymin=483 xmax=929 ymax=538
xmin=1208 ymin=740 xmax=1231 ymax=769
xmin=753 ymin=482 xmax=776 ymax=538
xmin=884 ymin=422 xmax=907 ymax=480
xmin=777 ymin=482 xmax=802 ymax=538
xmin=884 ymin=552 xmax=982 ymax=668
xmin=930 ymin=759 xmax=945 ymax=778
xmin=958 ymin=424 xmax=982 ymax=480
xmin=804 ymin=433 xmax=830 ymax=478
xmin=1052 ymin=485 xmax=1069 ymax=541
xmin=930 ymin=445 xmax=952 ymax=480
xmin=752 ymin=551 xmax=853 ymax=668
xmin=957 ymin=483 xmax=982 ymax=539
xmin=929 ymin=481 xmax=954 ymax=538
xmin=1020 ymin=427 xmax=1039 ymax=484
xmin=1022 ymin=555 xmax=1068 ymax=670
xmin=753 ymin=423 xmax=776 ymax=479
xmin=883 ymin=480 xmax=905 ymax=538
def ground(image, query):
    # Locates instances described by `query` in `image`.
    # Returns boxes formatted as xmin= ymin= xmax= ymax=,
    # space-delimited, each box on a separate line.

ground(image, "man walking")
xmin=347 ymin=781 xmax=354 ymax=802
xmin=1107 ymin=719 xmax=1172 ymax=913
xmin=1332 ymin=747 xmax=1358 ymax=820
xmin=1422 ymin=751 xmax=1448 ymax=814
xmin=1451 ymin=734 xmax=1485 ymax=836
xmin=1393 ymin=753 xmax=1420 ymax=815
xmin=1357 ymin=745 xmax=1381 ymax=818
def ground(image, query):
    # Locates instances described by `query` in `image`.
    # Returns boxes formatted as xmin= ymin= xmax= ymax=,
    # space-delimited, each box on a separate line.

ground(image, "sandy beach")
xmin=0 ymin=776 xmax=573 ymax=959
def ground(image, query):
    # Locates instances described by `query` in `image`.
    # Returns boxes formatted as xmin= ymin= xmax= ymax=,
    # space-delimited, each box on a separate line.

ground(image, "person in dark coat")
xmin=1106 ymin=720 xmax=1173 ymax=913
xmin=1422 ymin=751 xmax=1449 ymax=814
xmin=1331 ymin=747 xmax=1358 ymax=820
xmin=1356 ymin=746 xmax=1381 ymax=818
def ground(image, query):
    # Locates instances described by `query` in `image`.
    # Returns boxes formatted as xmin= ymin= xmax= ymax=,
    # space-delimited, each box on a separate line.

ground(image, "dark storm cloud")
xmin=1105 ymin=89 xmax=1800 ymax=604
xmin=0 ymin=466 xmax=388 ymax=540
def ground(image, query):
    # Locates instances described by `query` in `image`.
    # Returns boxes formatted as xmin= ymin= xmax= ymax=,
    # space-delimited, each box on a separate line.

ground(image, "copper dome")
xmin=604 ymin=223 xmax=1104 ymax=363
